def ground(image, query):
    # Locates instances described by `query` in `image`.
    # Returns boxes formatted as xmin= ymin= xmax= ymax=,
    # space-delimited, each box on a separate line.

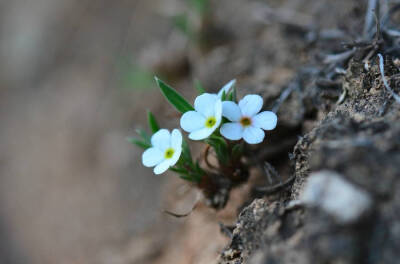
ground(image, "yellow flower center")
xmin=240 ymin=117 xmax=252 ymax=127
xmin=205 ymin=116 xmax=216 ymax=128
xmin=164 ymin=148 xmax=175 ymax=159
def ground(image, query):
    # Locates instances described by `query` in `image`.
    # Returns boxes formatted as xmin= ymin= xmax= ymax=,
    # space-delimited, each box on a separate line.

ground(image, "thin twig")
xmin=336 ymin=87 xmax=348 ymax=105
xmin=378 ymin=53 xmax=400 ymax=104
xmin=363 ymin=9 xmax=383 ymax=70
xmin=384 ymin=28 xmax=400 ymax=37
xmin=379 ymin=97 xmax=391 ymax=116
xmin=272 ymin=81 xmax=298 ymax=113
xmin=263 ymin=162 xmax=281 ymax=184
xmin=203 ymin=145 xmax=218 ymax=170
xmin=252 ymin=3 xmax=312 ymax=29
xmin=323 ymin=48 xmax=356 ymax=64
xmin=219 ymin=222 xmax=234 ymax=238
xmin=255 ymin=175 xmax=296 ymax=195
xmin=163 ymin=201 xmax=199 ymax=218
xmin=364 ymin=0 xmax=378 ymax=39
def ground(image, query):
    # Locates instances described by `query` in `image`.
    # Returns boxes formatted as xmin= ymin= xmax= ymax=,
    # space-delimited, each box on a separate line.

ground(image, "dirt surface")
xmin=215 ymin=1 xmax=400 ymax=263
xmin=1 ymin=0 xmax=400 ymax=263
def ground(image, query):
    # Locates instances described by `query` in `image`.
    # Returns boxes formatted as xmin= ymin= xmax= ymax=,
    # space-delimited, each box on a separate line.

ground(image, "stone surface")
xmin=301 ymin=170 xmax=372 ymax=224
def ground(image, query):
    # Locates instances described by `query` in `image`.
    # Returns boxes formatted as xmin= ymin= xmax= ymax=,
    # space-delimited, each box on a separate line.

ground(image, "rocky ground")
xmin=1 ymin=0 xmax=399 ymax=263
xmin=214 ymin=1 xmax=400 ymax=263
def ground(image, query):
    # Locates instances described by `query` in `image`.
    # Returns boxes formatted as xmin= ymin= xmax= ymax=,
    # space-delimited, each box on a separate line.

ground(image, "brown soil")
xmin=2 ymin=0 xmax=400 ymax=264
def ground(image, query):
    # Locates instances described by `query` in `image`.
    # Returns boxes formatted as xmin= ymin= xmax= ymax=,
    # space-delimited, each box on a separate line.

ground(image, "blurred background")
xmin=0 ymin=0 xmax=362 ymax=263
xmin=0 ymin=0 xmax=178 ymax=263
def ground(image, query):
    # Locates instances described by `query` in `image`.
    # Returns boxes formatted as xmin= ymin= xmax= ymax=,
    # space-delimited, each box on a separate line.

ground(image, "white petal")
xmin=222 ymin=101 xmax=241 ymax=122
xmin=180 ymin=111 xmax=205 ymax=132
xmin=171 ymin=129 xmax=183 ymax=150
xmin=253 ymin=111 xmax=278 ymax=130
xmin=243 ymin=126 xmax=265 ymax=144
xmin=189 ymin=127 xmax=214 ymax=140
xmin=169 ymin=146 xmax=182 ymax=167
xmin=214 ymin=99 xmax=222 ymax=126
xmin=142 ymin=147 xmax=164 ymax=167
xmin=153 ymin=160 xmax=171 ymax=175
xmin=217 ymin=79 xmax=236 ymax=98
xmin=194 ymin=93 xmax=218 ymax=117
xmin=151 ymin=129 xmax=171 ymax=151
xmin=170 ymin=129 xmax=183 ymax=166
xmin=220 ymin=122 xmax=243 ymax=140
xmin=238 ymin=94 xmax=263 ymax=117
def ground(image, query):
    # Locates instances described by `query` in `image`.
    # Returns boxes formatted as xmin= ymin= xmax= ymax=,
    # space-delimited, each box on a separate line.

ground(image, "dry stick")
xmin=378 ymin=53 xmax=400 ymax=104
xmin=261 ymin=163 xmax=274 ymax=185
xmin=364 ymin=0 xmax=378 ymax=39
xmin=203 ymin=145 xmax=218 ymax=170
xmin=253 ymin=3 xmax=312 ymax=29
xmin=323 ymin=48 xmax=356 ymax=64
xmin=385 ymin=29 xmax=400 ymax=37
xmin=272 ymin=81 xmax=298 ymax=113
xmin=163 ymin=201 xmax=200 ymax=218
xmin=255 ymin=175 xmax=296 ymax=195
xmin=218 ymin=222 xmax=234 ymax=239
xmin=263 ymin=162 xmax=281 ymax=184
xmin=364 ymin=5 xmax=383 ymax=70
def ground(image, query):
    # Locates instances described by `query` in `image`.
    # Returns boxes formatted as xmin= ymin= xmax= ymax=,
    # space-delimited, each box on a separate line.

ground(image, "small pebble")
xmin=301 ymin=170 xmax=372 ymax=224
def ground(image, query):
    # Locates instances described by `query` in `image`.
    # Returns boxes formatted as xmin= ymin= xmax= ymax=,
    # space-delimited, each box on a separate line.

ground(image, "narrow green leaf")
xmin=231 ymin=143 xmax=244 ymax=160
xmin=126 ymin=137 xmax=151 ymax=149
xmin=147 ymin=110 xmax=160 ymax=134
xmin=135 ymin=128 xmax=151 ymax=143
xmin=231 ymin=87 xmax=237 ymax=102
xmin=205 ymin=136 xmax=229 ymax=165
xmin=221 ymin=90 xmax=227 ymax=101
xmin=155 ymin=77 xmax=195 ymax=113
xmin=194 ymin=79 xmax=206 ymax=94
xmin=182 ymin=139 xmax=193 ymax=164
xmin=227 ymin=91 xmax=233 ymax=101
xmin=193 ymin=162 xmax=204 ymax=182
xmin=179 ymin=174 xmax=195 ymax=182
xmin=209 ymin=135 xmax=228 ymax=148
xmin=169 ymin=167 xmax=188 ymax=174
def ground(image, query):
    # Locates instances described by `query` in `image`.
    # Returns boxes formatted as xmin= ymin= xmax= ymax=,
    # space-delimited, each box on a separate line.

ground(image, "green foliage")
xmin=170 ymin=138 xmax=203 ymax=182
xmin=155 ymin=77 xmax=195 ymax=113
xmin=194 ymin=79 xmax=206 ymax=94
xmin=221 ymin=90 xmax=227 ymax=101
xmin=126 ymin=137 xmax=151 ymax=149
xmin=231 ymin=142 xmax=244 ymax=160
xmin=135 ymin=128 xmax=151 ymax=142
xmin=205 ymin=134 xmax=229 ymax=165
xmin=169 ymin=138 xmax=204 ymax=182
xmin=147 ymin=110 xmax=160 ymax=134
xmin=127 ymin=127 xmax=153 ymax=150
xmin=228 ymin=87 xmax=237 ymax=102
xmin=181 ymin=138 xmax=193 ymax=163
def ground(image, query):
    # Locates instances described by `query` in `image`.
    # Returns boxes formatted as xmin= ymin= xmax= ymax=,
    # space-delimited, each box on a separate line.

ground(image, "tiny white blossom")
xmin=142 ymin=129 xmax=182 ymax=175
xmin=180 ymin=93 xmax=222 ymax=140
xmin=217 ymin=79 xmax=236 ymax=99
xmin=220 ymin=94 xmax=277 ymax=144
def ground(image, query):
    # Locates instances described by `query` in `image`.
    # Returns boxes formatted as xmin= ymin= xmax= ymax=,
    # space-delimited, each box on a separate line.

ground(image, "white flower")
xmin=180 ymin=93 xmax=222 ymax=140
xmin=220 ymin=94 xmax=277 ymax=144
xmin=217 ymin=79 xmax=236 ymax=99
xmin=142 ymin=129 xmax=182 ymax=175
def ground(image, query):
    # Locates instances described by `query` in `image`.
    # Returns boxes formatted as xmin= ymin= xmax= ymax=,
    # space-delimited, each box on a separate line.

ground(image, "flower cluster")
xmin=128 ymin=77 xmax=277 ymax=184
